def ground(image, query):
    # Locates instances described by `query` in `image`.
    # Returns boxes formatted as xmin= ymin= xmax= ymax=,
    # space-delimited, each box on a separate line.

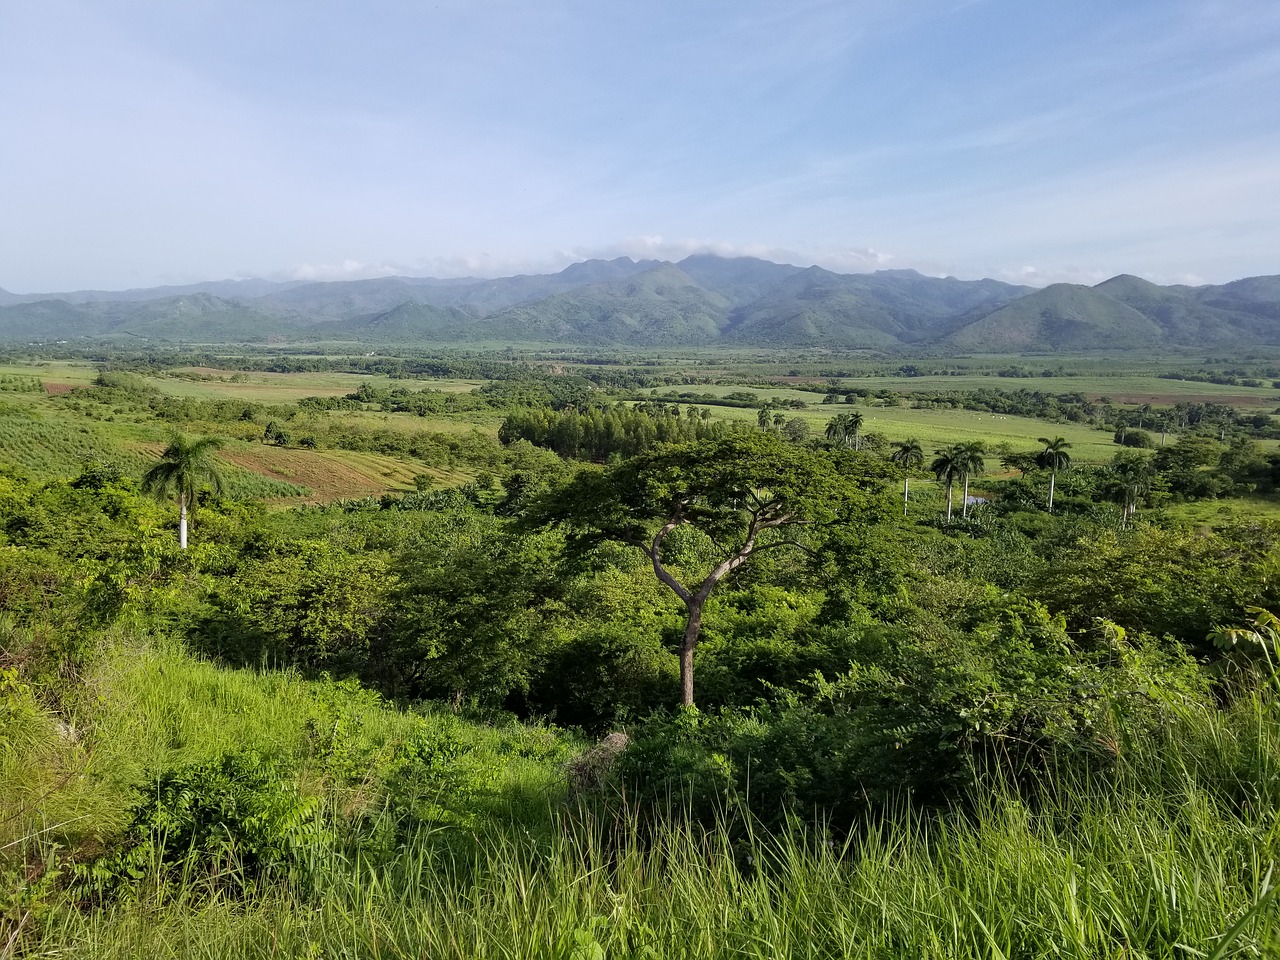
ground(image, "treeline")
xmin=498 ymin=401 xmax=745 ymax=461
xmin=816 ymin=385 xmax=1280 ymax=440
xmin=1161 ymin=370 xmax=1280 ymax=388
xmin=48 ymin=347 xmax=695 ymax=390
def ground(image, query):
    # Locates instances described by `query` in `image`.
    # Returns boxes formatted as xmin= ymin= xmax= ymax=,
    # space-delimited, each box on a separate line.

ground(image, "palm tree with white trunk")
xmin=1036 ymin=436 xmax=1072 ymax=514
xmin=889 ymin=438 xmax=924 ymax=515
xmin=142 ymin=435 xmax=225 ymax=549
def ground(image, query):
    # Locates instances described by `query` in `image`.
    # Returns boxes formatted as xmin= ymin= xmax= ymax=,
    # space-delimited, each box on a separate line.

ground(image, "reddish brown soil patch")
xmin=42 ymin=382 xmax=74 ymax=395
xmin=218 ymin=447 xmax=411 ymax=501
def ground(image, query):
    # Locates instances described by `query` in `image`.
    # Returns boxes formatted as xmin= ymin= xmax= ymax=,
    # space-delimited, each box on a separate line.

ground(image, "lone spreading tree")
xmin=533 ymin=433 xmax=871 ymax=707
xmin=142 ymin=435 xmax=225 ymax=549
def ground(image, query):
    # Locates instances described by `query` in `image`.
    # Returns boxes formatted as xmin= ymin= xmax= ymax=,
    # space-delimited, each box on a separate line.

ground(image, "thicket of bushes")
xmin=3 ymin=412 xmax=1280 ymax=954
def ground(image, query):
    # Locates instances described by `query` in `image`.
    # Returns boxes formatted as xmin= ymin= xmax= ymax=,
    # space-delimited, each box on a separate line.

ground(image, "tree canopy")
xmin=530 ymin=433 xmax=884 ymax=706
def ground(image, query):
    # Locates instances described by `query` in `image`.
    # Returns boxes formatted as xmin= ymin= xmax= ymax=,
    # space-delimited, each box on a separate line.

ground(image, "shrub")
xmin=525 ymin=624 xmax=679 ymax=730
xmin=78 ymin=750 xmax=322 ymax=902
xmin=615 ymin=610 xmax=1211 ymax=830
xmin=1114 ymin=428 xmax=1154 ymax=448
xmin=381 ymin=723 xmax=496 ymax=830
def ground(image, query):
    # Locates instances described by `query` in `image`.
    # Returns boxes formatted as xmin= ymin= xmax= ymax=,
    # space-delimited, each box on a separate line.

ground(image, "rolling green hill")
xmin=942 ymin=283 xmax=1166 ymax=351
xmin=477 ymin=263 xmax=731 ymax=344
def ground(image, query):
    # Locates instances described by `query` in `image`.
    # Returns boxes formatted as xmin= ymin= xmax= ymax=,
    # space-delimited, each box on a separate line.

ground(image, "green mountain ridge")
xmin=2 ymin=257 xmax=1278 ymax=350
xmin=942 ymin=284 xmax=1165 ymax=351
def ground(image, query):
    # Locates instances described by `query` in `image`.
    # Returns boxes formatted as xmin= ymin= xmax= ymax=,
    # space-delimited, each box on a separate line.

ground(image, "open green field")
xmin=825 ymin=373 xmax=1280 ymax=408
xmin=326 ymin=408 xmax=505 ymax=436
xmin=656 ymin=376 xmax=1280 ymax=409
xmin=1160 ymin=496 xmax=1280 ymax=526
xmin=214 ymin=442 xmax=467 ymax=501
xmin=148 ymin=368 xmax=487 ymax=403
xmin=694 ymin=399 xmax=1125 ymax=461
xmin=0 ymin=360 xmax=101 ymax=389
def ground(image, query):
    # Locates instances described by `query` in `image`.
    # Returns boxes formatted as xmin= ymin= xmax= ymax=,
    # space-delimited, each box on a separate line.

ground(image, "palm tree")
xmin=1106 ymin=453 xmax=1152 ymax=528
xmin=958 ymin=441 xmax=985 ymax=518
xmin=889 ymin=438 xmax=924 ymax=516
xmin=142 ymin=435 xmax=225 ymax=549
xmin=757 ymin=404 xmax=774 ymax=431
xmin=824 ymin=411 xmax=866 ymax=451
xmin=931 ymin=444 xmax=964 ymax=521
xmin=1036 ymin=436 xmax=1072 ymax=514
xmin=847 ymin=411 xmax=864 ymax=451
xmin=824 ymin=413 xmax=849 ymax=447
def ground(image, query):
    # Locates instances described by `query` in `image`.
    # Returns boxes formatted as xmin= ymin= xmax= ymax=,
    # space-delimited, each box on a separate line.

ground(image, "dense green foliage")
xmin=3 ymin=348 xmax=1280 ymax=957
xmin=499 ymin=401 xmax=741 ymax=461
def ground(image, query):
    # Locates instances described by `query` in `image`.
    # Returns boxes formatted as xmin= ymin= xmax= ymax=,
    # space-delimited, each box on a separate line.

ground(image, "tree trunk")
xmin=1047 ymin=470 xmax=1056 ymax=514
xmin=962 ymin=475 xmax=971 ymax=518
xmin=903 ymin=477 xmax=909 ymax=516
xmin=179 ymin=495 xmax=189 ymax=550
xmin=679 ymin=599 xmax=704 ymax=707
xmin=945 ymin=480 xmax=953 ymax=520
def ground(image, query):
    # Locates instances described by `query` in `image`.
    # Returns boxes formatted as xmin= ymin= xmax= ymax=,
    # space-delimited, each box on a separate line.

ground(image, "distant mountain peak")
xmin=557 ymin=257 xmax=656 ymax=284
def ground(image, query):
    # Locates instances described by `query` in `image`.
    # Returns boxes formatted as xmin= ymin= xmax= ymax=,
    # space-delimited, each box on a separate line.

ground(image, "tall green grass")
xmin=34 ymin=780 xmax=1280 ymax=959
xmin=6 ymin=639 xmax=1278 ymax=959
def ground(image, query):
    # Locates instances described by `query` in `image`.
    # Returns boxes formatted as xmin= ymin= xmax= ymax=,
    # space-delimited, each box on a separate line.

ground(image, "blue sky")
xmin=2 ymin=0 xmax=1279 ymax=292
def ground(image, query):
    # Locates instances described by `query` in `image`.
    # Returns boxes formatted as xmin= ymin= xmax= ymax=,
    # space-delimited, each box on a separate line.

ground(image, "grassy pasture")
xmin=148 ymin=368 xmax=486 ymax=403
xmin=325 ymin=408 xmax=505 ymax=436
xmin=1160 ymin=496 xmax=1280 ymax=527
xmin=655 ymin=375 xmax=1280 ymax=409
xmin=694 ymin=400 xmax=1124 ymax=461
xmin=825 ymin=373 xmax=1280 ymax=408
xmin=0 ymin=360 xmax=100 ymax=390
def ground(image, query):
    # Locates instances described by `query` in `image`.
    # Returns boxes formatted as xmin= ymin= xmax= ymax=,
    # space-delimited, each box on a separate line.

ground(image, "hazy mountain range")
xmin=2 ymin=256 xmax=1279 ymax=351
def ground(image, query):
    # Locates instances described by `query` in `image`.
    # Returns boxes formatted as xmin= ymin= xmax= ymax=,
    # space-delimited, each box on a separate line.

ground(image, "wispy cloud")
xmin=2 ymin=1 xmax=1278 ymax=291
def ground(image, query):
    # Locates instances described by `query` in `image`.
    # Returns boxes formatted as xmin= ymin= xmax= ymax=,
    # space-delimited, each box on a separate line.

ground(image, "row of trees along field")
xmin=3 ymin=370 xmax=1280 ymax=955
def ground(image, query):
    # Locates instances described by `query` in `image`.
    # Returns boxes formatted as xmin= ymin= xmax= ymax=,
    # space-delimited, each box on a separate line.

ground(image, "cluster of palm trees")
xmin=823 ymin=412 xmax=865 ymax=451
xmin=881 ymin=434 xmax=1075 ymax=521
xmin=928 ymin=441 xmax=987 ymax=520
xmin=756 ymin=405 xmax=789 ymax=432
xmin=1105 ymin=453 xmax=1152 ymax=528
